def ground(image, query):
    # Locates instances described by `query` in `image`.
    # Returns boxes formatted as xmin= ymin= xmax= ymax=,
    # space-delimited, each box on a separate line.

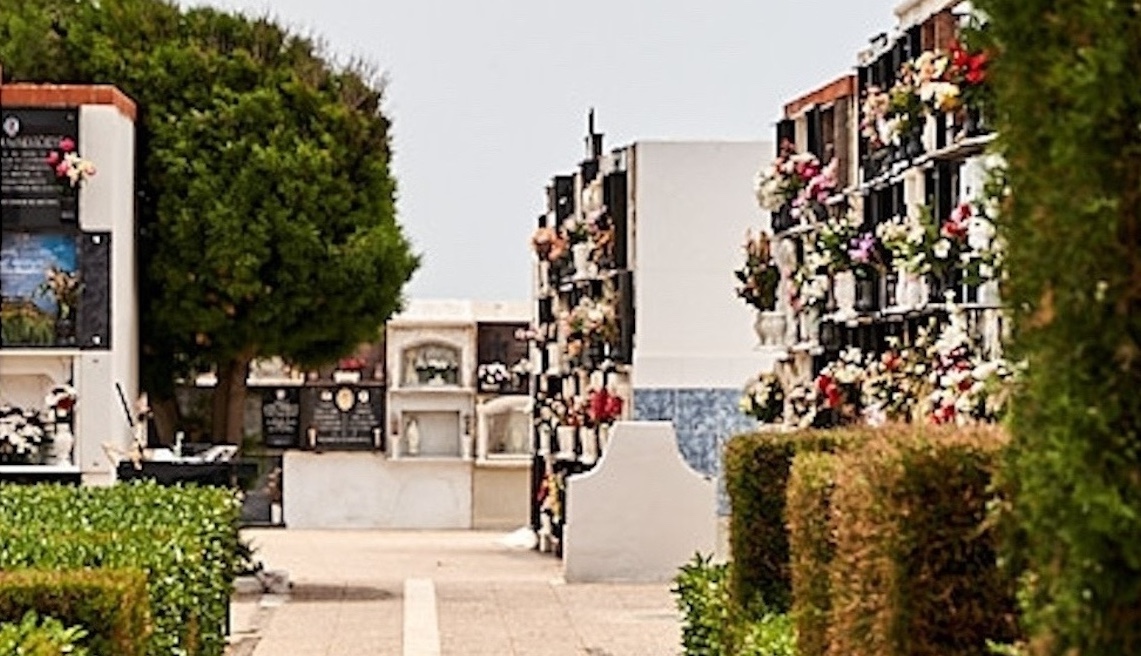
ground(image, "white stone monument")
xmin=563 ymin=421 xmax=717 ymax=583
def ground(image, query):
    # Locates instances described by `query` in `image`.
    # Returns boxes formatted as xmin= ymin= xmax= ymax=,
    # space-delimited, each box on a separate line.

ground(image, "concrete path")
xmin=229 ymin=529 xmax=681 ymax=656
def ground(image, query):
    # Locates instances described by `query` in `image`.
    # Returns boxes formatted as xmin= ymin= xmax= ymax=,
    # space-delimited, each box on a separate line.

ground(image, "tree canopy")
xmin=0 ymin=0 xmax=419 ymax=439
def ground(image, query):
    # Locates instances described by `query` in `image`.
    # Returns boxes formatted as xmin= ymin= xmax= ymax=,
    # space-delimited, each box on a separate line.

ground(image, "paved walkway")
xmin=229 ymin=529 xmax=682 ymax=656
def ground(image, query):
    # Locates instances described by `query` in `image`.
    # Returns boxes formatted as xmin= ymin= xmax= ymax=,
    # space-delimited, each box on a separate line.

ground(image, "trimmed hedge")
xmin=0 ymin=482 xmax=241 ymax=656
xmin=0 ymin=610 xmax=89 ymax=656
xmin=787 ymin=450 xmax=838 ymax=656
xmin=724 ymin=429 xmax=865 ymax=613
xmin=824 ymin=424 xmax=1018 ymax=656
xmin=0 ymin=569 xmax=150 ymax=656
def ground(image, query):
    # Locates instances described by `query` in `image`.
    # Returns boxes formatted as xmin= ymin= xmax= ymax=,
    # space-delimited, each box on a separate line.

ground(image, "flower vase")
xmin=597 ymin=424 xmax=610 ymax=454
xmin=580 ymin=427 xmax=598 ymax=465
xmin=54 ymin=315 xmax=76 ymax=346
xmin=893 ymin=272 xmax=910 ymax=309
xmin=978 ymin=280 xmax=1001 ymax=306
xmin=854 ymin=274 xmax=879 ymax=312
xmin=754 ymin=311 xmax=787 ymax=347
xmin=47 ymin=423 xmax=74 ymax=466
xmin=571 ymin=242 xmax=592 ymax=279
xmin=904 ymin=128 xmax=924 ymax=159
xmin=406 ymin=420 xmax=421 ymax=456
xmin=556 ymin=426 xmax=577 ymax=460
xmin=546 ymin=343 xmax=562 ymax=375
xmin=798 ymin=305 xmax=820 ymax=344
xmin=537 ymin=424 xmax=552 ymax=456
xmin=833 ymin=271 xmax=857 ymax=316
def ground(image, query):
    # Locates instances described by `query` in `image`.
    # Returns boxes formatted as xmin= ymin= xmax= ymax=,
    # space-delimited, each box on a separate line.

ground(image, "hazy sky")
xmin=187 ymin=0 xmax=900 ymax=302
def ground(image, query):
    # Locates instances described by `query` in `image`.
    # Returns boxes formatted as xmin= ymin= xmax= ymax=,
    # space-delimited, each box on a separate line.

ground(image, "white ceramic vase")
xmin=47 ymin=423 xmax=74 ymax=466
xmin=799 ymin=305 xmax=820 ymax=343
xmin=580 ymin=427 xmax=598 ymax=465
xmin=556 ymin=426 xmax=577 ymax=459
xmin=537 ymin=424 xmax=551 ymax=456
xmin=572 ymin=242 xmax=592 ymax=279
xmin=754 ymin=311 xmax=787 ymax=347
xmin=833 ymin=271 xmax=857 ymax=316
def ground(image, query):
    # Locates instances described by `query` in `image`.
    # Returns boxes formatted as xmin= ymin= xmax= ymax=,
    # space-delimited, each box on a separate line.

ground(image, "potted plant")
xmin=43 ymin=385 xmax=77 ymax=466
xmin=735 ymin=230 xmax=785 ymax=346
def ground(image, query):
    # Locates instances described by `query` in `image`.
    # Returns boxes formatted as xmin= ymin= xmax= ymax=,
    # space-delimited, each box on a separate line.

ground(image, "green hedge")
xmin=787 ymin=451 xmax=838 ymax=656
xmin=0 ymin=569 xmax=150 ymax=656
xmin=672 ymin=554 xmax=795 ymax=656
xmin=0 ymin=482 xmax=241 ymax=656
xmin=724 ymin=429 xmax=864 ymax=613
xmin=825 ymin=425 xmax=1018 ymax=656
xmin=0 ymin=610 xmax=89 ymax=656
xmin=972 ymin=1 xmax=1141 ymax=652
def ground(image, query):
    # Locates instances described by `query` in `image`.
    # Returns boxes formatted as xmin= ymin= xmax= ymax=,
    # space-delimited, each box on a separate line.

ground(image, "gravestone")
xmin=563 ymin=421 xmax=717 ymax=583
xmin=261 ymin=387 xmax=301 ymax=448
xmin=301 ymin=385 xmax=383 ymax=449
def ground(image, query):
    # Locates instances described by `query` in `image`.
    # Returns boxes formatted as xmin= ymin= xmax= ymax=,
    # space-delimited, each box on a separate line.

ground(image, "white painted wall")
xmin=629 ymin=141 xmax=779 ymax=388
xmin=76 ymin=104 xmax=137 ymax=484
xmin=283 ymin=451 xmax=472 ymax=529
xmin=563 ymin=422 xmax=717 ymax=582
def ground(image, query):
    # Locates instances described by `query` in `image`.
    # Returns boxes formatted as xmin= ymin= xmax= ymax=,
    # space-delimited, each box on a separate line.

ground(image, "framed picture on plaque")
xmin=0 ymin=231 xmax=81 ymax=347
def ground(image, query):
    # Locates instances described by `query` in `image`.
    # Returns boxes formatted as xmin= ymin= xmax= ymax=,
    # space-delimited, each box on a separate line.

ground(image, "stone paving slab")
xmin=236 ymin=529 xmax=681 ymax=656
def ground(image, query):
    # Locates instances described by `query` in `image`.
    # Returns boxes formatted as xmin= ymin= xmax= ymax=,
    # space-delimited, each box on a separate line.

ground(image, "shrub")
xmin=826 ymin=424 xmax=1018 ymax=656
xmin=787 ymin=451 xmax=838 ymax=656
xmin=724 ymin=429 xmax=864 ymax=613
xmin=0 ymin=569 xmax=150 ymax=656
xmin=673 ymin=554 xmax=734 ymax=656
xmin=0 ymin=482 xmax=241 ymax=656
xmin=672 ymin=554 xmax=797 ymax=656
xmin=971 ymin=1 xmax=1141 ymax=653
xmin=0 ymin=610 xmax=89 ymax=656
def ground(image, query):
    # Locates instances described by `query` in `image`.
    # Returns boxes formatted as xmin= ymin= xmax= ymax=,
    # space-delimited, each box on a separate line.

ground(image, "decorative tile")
xmin=674 ymin=428 xmax=719 ymax=477
xmin=633 ymin=388 xmax=677 ymax=422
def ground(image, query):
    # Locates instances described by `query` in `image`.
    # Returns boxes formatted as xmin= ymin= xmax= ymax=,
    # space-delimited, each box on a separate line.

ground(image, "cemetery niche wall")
xmin=0 ymin=84 xmax=139 ymax=484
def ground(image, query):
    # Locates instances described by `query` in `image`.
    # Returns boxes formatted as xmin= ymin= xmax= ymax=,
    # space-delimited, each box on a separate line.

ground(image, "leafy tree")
xmin=974 ymin=1 xmax=1141 ymax=652
xmin=0 ymin=0 xmax=418 ymax=441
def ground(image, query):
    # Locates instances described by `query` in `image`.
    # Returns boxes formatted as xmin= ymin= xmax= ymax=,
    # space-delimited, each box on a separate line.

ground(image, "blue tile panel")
xmin=633 ymin=387 xmax=757 ymax=515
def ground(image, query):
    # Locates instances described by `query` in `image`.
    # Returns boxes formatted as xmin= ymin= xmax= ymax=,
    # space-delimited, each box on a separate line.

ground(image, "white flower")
xmin=933 ymin=239 xmax=952 ymax=259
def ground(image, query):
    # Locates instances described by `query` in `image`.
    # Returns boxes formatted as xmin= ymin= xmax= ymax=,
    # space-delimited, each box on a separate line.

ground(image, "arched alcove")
xmin=477 ymin=396 xmax=532 ymax=460
xmin=400 ymin=341 xmax=462 ymax=387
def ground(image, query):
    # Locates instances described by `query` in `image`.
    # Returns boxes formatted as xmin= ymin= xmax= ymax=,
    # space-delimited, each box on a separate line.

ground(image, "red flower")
xmin=59 ymin=137 xmax=76 ymax=153
xmin=57 ymin=397 xmax=75 ymax=411
xmin=965 ymin=52 xmax=988 ymax=85
xmin=815 ymin=375 xmax=842 ymax=409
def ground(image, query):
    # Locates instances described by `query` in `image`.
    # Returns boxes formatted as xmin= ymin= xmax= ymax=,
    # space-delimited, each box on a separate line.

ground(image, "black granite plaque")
xmin=302 ymin=385 xmax=383 ymax=449
xmin=1 ymin=109 xmax=80 ymax=228
xmin=78 ymin=231 xmax=110 ymax=350
xmin=261 ymin=387 xmax=301 ymax=448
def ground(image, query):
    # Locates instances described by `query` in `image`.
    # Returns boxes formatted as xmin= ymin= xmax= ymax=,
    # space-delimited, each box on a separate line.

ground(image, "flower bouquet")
xmin=757 ymin=139 xmax=821 ymax=219
xmin=45 ymin=137 xmax=96 ymax=188
xmin=738 ymin=372 xmax=784 ymax=423
xmin=0 ymin=405 xmax=49 ymax=464
xmin=478 ymin=362 xmax=511 ymax=390
xmin=735 ymin=230 xmax=781 ymax=312
xmin=587 ymin=387 xmax=624 ymax=426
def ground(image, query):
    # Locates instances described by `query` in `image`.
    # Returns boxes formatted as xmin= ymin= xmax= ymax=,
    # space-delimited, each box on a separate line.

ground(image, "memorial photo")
xmin=0 ymin=232 xmax=81 ymax=346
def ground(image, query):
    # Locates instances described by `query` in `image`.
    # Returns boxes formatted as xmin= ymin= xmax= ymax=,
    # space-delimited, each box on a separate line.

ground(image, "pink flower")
xmin=46 ymin=152 xmax=61 ymax=166
xmin=55 ymin=161 xmax=70 ymax=178
xmin=59 ymin=137 xmax=76 ymax=153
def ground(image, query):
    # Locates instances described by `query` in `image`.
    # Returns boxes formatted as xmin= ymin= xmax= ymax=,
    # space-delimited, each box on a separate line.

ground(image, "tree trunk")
xmin=211 ymin=367 xmax=232 ymax=443
xmin=225 ymin=352 xmax=252 ymax=444
xmin=211 ymin=351 xmax=253 ymax=444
